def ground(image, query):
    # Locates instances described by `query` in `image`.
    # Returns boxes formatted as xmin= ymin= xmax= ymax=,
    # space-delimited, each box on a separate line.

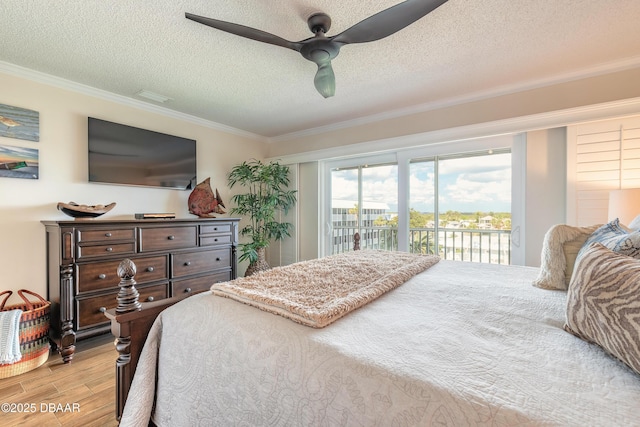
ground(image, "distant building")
xmin=331 ymin=200 xmax=391 ymax=227
xmin=479 ymin=215 xmax=493 ymax=229
xmin=332 ymin=200 xmax=391 ymax=251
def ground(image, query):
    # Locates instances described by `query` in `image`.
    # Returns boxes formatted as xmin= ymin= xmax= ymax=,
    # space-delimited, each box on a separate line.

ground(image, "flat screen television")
xmin=88 ymin=117 xmax=197 ymax=190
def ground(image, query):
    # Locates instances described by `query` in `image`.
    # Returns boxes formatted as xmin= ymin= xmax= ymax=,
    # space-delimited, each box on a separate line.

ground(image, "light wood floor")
xmin=0 ymin=334 xmax=118 ymax=426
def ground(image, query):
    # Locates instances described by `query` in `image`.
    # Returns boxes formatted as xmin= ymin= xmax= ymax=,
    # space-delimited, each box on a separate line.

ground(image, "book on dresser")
xmin=42 ymin=217 xmax=240 ymax=363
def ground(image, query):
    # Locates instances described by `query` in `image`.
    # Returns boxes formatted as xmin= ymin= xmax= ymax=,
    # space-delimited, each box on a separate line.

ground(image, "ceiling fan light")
xmin=317 ymin=83 xmax=335 ymax=98
xmin=314 ymin=63 xmax=336 ymax=98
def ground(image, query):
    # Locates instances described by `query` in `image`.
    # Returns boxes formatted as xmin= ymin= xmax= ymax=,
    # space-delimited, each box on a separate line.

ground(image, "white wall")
xmin=0 ymin=71 xmax=265 ymax=299
xmin=297 ymin=162 xmax=320 ymax=261
xmin=523 ymin=128 xmax=567 ymax=266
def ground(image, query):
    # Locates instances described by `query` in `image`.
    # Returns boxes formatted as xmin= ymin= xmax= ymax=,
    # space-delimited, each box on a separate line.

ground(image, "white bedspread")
xmin=120 ymin=260 xmax=640 ymax=427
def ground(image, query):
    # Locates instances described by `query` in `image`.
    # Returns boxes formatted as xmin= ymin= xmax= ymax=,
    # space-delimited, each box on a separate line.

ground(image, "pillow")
xmin=562 ymin=238 xmax=586 ymax=285
xmin=565 ymin=243 xmax=640 ymax=376
xmin=576 ymin=218 xmax=640 ymax=261
xmin=629 ymin=214 xmax=640 ymax=230
xmin=532 ymin=224 xmax=600 ymax=290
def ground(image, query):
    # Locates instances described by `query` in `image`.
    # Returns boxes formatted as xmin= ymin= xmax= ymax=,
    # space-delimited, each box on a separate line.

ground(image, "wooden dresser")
xmin=42 ymin=218 xmax=239 ymax=362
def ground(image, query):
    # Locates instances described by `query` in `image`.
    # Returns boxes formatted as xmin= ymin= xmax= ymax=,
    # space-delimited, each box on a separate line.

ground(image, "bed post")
xmin=105 ymin=259 xmax=188 ymax=420
xmin=115 ymin=259 xmax=142 ymax=313
xmin=107 ymin=259 xmax=141 ymax=420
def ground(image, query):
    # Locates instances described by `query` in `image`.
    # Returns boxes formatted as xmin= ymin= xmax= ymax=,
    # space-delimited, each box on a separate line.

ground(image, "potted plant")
xmin=227 ymin=159 xmax=297 ymax=276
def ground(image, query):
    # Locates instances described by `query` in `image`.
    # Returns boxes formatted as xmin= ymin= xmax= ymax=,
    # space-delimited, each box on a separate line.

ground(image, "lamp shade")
xmin=608 ymin=188 xmax=640 ymax=226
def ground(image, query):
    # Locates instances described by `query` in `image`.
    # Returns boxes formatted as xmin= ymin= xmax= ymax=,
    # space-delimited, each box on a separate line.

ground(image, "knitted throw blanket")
xmin=211 ymin=250 xmax=440 ymax=328
xmin=0 ymin=309 xmax=22 ymax=364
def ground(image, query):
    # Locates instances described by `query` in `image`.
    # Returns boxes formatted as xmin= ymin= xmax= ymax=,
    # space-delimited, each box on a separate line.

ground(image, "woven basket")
xmin=0 ymin=290 xmax=51 ymax=379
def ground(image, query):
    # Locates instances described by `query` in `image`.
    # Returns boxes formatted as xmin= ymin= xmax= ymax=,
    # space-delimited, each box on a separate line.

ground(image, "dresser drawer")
xmin=77 ymin=283 xmax=168 ymax=329
xmin=77 ymin=242 xmax=136 ymax=259
xmin=77 ymin=228 xmax=136 ymax=243
xmin=77 ymin=255 xmax=168 ymax=293
xmin=200 ymin=223 xmax=233 ymax=234
xmin=200 ymin=233 xmax=233 ymax=246
xmin=172 ymin=270 xmax=231 ymax=296
xmin=140 ymin=226 xmax=197 ymax=252
xmin=172 ymin=248 xmax=231 ymax=278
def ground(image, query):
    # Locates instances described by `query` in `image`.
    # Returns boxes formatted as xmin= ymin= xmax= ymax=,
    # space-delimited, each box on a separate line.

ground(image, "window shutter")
xmin=567 ymin=115 xmax=640 ymax=226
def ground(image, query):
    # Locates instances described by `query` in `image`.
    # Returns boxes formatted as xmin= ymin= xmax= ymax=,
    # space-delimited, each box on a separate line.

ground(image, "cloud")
xmin=0 ymin=144 xmax=38 ymax=160
xmin=331 ymin=152 xmax=511 ymax=213
xmin=440 ymin=173 xmax=511 ymax=212
xmin=362 ymin=165 xmax=397 ymax=204
xmin=409 ymin=163 xmax=435 ymax=207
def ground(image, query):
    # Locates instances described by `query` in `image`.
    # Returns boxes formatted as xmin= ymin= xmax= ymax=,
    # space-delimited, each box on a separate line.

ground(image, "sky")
xmin=332 ymin=152 xmax=511 ymax=213
xmin=0 ymin=144 xmax=38 ymax=163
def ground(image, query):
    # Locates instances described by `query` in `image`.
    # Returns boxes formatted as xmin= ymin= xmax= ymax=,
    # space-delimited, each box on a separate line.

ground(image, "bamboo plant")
xmin=227 ymin=159 xmax=297 ymax=275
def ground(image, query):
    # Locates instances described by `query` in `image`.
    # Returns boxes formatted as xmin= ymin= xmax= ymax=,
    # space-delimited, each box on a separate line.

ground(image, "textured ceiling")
xmin=1 ymin=0 xmax=640 ymax=140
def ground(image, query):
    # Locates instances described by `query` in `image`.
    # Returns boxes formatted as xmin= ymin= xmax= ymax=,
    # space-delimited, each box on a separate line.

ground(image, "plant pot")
xmin=245 ymin=247 xmax=270 ymax=276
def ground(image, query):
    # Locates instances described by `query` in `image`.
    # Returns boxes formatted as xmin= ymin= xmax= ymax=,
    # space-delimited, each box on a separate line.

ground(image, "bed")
xmin=107 ymin=237 xmax=640 ymax=427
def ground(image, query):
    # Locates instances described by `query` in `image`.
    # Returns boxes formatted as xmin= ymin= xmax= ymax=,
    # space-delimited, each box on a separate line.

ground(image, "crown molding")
xmin=0 ymin=61 xmax=266 ymax=142
xmin=267 ymin=55 xmax=640 ymax=144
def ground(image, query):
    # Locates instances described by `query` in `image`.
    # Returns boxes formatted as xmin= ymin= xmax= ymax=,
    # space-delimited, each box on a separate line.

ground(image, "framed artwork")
xmin=0 ymin=144 xmax=39 ymax=179
xmin=0 ymin=103 xmax=39 ymax=142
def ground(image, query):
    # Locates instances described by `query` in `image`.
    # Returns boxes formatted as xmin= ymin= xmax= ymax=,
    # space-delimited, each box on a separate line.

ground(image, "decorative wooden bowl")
xmin=57 ymin=202 xmax=116 ymax=219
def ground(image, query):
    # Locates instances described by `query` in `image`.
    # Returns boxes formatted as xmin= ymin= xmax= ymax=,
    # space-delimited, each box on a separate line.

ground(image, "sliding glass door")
xmin=331 ymin=163 xmax=398 ymax=253
xmin=326 ymin=142 xmax=514 ymax=265
xmin=409 ymin=151 xmax=511 ymax=263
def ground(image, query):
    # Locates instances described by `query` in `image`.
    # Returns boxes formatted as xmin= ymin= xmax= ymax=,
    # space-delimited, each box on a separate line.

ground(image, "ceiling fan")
xmin=186 ymin=0 xmax=448 ymax=98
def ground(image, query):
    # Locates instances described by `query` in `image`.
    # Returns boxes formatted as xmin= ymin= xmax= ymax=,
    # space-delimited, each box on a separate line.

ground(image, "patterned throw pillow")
xmin=565 ymin=243 xmax=640 ymax=376
xmin=576 ymin=218 xmax=640 ymax=261
xmin=532 ymin=224 xmax=599 ymax=290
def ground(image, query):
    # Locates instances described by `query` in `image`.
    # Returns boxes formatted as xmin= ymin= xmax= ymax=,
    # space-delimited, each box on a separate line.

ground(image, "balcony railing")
xmin=332 ymin=226 xmax=511 ymax=265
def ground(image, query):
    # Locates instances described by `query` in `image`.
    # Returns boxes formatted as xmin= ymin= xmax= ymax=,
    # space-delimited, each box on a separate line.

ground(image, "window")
xmin=409 ymin=151 xmax=512 ymax=263
xmin=331 ymin=163 xmax=398 ymax=253
xmin=326 ymin=143 xmax=514 ymax=265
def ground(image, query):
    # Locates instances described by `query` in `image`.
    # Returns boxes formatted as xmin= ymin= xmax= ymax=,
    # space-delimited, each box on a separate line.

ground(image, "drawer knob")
xmin=105 ymin=232 xmax=112 ymax=237
xmin=146 ymin=266 xmax=154 ymax=272
xmin=184 ymin=287 xmax=192 ymax=293
xmin=168 ymin=235 xmax=175 ymax=240
xmin=214 ymin=238 xmax=218 ymax=242
xmin=106 ymin=247 xmax=113 ymax=252
xmin=214 ymin=227 xmax=218 ymax=231
xmin=99 ymin=306 xmax=106 ymax=313
xmin=184 ymin=261 xmax=191 ymax=266
xmin=98 ymin=274 xmax=106 ymax=280
xmin=215 ymin=257 xmax=221 ymax=261
xmin=146 ymin=296 xmax=155 ymax=302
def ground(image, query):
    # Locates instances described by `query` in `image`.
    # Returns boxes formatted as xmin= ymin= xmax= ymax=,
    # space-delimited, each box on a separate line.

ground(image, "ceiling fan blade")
xmin=332 ymin=0 xmax=448 ymax=44
xmin=186 ymin=12 xmax=302 ymax=52
xmin=314 ymin=61 xmax=336 ymax=98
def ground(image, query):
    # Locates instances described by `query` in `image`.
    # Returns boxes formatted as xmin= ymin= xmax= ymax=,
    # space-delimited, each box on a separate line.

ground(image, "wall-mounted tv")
xmin=88 ymin=117 xmax=197 ymax=190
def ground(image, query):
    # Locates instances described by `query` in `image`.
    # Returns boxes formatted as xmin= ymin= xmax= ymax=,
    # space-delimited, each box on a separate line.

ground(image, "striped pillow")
xmin=565 ymin=243 xmax=640 ymax=376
